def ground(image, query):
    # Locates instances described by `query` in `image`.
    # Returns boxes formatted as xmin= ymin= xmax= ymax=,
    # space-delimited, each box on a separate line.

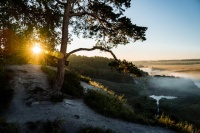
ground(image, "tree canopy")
xmin=1 ymin=0 xmax=147 ymax=49
xmin=0 ymin=0 xmax=147 ymax=93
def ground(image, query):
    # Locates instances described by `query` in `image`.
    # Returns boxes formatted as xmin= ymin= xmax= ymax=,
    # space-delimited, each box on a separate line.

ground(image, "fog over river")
xmin=140 ymin=67 xmax=200 ymax=88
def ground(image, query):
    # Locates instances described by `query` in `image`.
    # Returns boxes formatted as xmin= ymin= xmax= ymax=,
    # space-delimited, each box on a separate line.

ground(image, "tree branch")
xmin=70 ymin=11 xmax=110 ymax=31
xmin=65 ymin=46 xmax=118 ymax=61
xmin=55 ymin=0 xmax=67 ymax=5
xmin=70 ymin=11 xmax=96 ymax=17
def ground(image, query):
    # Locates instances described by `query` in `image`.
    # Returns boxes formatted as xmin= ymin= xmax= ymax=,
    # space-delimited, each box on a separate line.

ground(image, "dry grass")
xmin=157 ymin=114 xmax=200 ymax=133
xmin=148 ymin=64 xmax=200 ymax=72
xmin=135 ymin=59 xmax=200 ymax=74
xmin=139 ymin=64 xmax=200 ymax=79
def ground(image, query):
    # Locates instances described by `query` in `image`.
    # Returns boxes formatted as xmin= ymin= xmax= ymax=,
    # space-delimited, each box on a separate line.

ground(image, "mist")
xmin=140 ymin=67 xmax=200 ymax=89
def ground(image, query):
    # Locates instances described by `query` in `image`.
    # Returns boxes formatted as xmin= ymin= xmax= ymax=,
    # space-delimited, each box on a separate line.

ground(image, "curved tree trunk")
xmin=53 ymin=2 xmax=71 ymax=95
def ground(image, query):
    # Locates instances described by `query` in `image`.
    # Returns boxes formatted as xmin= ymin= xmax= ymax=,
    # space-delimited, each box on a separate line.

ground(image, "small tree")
xmin=1 ymin=0 xmax=147 ymax=95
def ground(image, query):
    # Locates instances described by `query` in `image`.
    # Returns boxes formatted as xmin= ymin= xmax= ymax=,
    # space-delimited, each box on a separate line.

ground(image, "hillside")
xmin=67 ymin=55 xmax=200 ymax=131
xmin=0 ymin=65 xmax=175 ymax=133
xmin=67 ymin=55 xmax=134 ymax=83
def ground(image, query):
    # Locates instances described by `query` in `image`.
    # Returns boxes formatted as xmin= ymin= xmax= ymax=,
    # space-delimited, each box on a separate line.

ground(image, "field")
xmin=134 ymin=59 xmax=200 ymax=79
xmin=134 ymin=59 xmax=200 ymax=66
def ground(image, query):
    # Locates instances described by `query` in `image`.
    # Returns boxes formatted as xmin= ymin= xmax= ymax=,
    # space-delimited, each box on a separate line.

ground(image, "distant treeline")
xmin=67 ymin=55 xmax=134 ymax=83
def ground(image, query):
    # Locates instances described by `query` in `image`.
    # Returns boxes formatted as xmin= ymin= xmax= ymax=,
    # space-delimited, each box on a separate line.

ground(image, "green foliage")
xmin=41 ymin=65 xmax=56 ymax=86
xmin=1 ymin=0 xmax=147 ymax=54
xmin=43 ymin=54 xmax=58 ymax=67
xmin=0 ymin=118 xmax=19 ymax=133
xmin=3 ymin=53 xmax=29 ymax=65
xmin=0 ymin=66 xmax=14 ymax=111
xmin=61 ymin=70 xmax=84 ymax=98
xmin=84 ymin=90 xmax=131 ymax=119
xmin=0 ymin=1 xmax=60 ymax=50
xmin=0 ymin=29 xmax=29 ymax=65
xmin=68 ymin=55 xmax=134 ymax=83
xmin=93 ymin=79 xmax=156 ymax=119
xmin=84 ymin=90 xmax=152 ymax=124
xmin=79 ymin=126 xmax=115 ymax=133
xmin=108 ymin=60 xmax=148 ymax=77
xmin=41 ymin=66 xmax=84 ymax=98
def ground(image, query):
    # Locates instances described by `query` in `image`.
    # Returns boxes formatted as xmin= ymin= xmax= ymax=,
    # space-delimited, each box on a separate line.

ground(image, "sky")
xmin=68 ymin=0 xmax=200 ymax=61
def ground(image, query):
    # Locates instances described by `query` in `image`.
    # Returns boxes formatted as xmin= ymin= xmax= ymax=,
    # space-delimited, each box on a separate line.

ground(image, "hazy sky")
xmin=68 ymin=0 xmax=200 ymax=61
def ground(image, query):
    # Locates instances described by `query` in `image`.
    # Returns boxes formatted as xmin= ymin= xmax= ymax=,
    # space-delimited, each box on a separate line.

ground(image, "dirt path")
xmin=2 ymin=65 xmax=175 ymax=133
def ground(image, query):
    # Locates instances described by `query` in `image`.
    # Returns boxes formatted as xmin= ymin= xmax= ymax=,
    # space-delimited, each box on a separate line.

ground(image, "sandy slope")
xmin=1 ymin=65 xmax=175 ymax=133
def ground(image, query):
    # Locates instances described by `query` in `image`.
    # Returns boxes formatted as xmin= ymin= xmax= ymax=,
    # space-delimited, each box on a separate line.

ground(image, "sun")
xmin=32 ymin=44 xmax=42 ymax=54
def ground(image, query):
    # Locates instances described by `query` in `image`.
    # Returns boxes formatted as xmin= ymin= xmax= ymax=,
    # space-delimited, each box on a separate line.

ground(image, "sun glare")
xmin=32 ymin=44 xmax=42 ymax=54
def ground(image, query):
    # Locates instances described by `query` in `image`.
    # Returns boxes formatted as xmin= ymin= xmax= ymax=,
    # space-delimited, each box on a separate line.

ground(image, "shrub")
xmin=61 ymin=70 xmax=84 ymax=98
xmin=84 ymin=90 xmax=152 ymax=124
xmin=41 ymin=66 xmax=84 ymax=98
xmin=0 ymin=117 xmax=19 ymax=133
xmin=41 ymin=65 xmax=56 ymax=86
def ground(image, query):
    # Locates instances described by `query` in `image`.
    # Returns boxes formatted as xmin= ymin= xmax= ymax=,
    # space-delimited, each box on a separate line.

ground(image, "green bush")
xmin=0 ymin=67 xmax=14 ymax=111
xmin=41 ymin=66 xmax=84 ymax=98
xmin=1 ymin=52 xmax=29 ymax=65
xmin=0 ymin=118 xmax=19 ymax=133
xmin=79 ymin=126 xmax=114 ymax=133
xmin=41 ymin=65 xmax=56 ymax=86
xmin=61 ymin=70 xmax=84 ymax=98
xmin=84 ymin=90 xmax=152 ymax=124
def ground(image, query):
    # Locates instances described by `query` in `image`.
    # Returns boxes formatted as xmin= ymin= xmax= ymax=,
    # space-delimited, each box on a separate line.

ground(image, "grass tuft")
xmin=61 ymin=70 xmax=84 ymax=98
xmin=79 ymin=75 xmax=91 ymax=83
xmin=157 ymin=114 xmax=200 ymax=133
xmin=89 ymin=81 xmax=126 ymax=102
